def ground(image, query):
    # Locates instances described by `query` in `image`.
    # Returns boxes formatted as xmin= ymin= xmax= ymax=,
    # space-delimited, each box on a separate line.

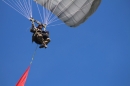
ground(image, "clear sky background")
xmin=0 ymin=0 xmax=130 ymax=86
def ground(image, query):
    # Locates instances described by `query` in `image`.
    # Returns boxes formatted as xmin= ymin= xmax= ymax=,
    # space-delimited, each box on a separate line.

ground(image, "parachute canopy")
xmin=35 ymin=0 xmax=101 ymax=27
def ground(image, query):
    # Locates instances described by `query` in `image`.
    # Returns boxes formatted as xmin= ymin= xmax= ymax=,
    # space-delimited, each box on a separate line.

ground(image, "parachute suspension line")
xmin=46 ymin=0 xmax=61 ymax=25
xmin=47 ymin=0 xmax=94 ymax=26
xmin=47 ymin=0 xmax=75 ymax=25
xmin=2 ymin=0 xmax=32 ymax=19
xmin=46 ymin=0 xmax=59 ymax=25
xmin=11 ymin=0 xmax=28 ymax=17
xmin=2 ymin=0 xmax=28 ymax=19
xmin=35 ymin=0 xmax=54 ymax=26
xmin=23 ymin=0 xmax=30 ymax=18
xmin=29 ymin=0 xmax=33 ymax=17
xmin=47 ymin=19 xmax=79 ymax=27
xmin=30 ymin=45 xmax=38 ymax=65
xmin=45 ymin=0 xmax=52 ymax=22
xmin=47 ymin=20 xmax=74 ymax=27
xmin=47 ymin=22 xmax=65 ymax=27
xmin=44 ymin=0 xmax=48 ymax=24
xmin=45 ymin=0 xmax=54 ymax=25
xmin=27 ymin=0 xmax=32 ymax=17
xmin=14 ymin=0 xmax=29 ymax=18
xmin=16 ymin=0 xmax=32 ymax=19
xmin=35 ymin=1 xmax=44 ymax=24
xmin=44 ymin=0 xmax=49 ymax=24
xmin=44 ymin=0 xmax=53 ymax=25
xmin=42 ymin=4 xmax=46 ymax=24
xmin=26 ymin=0 xmax=32 ymax=18
xmin=22 ymin=0 xmax=32 ymax=18
xmin=18 ymin=0 xmax=31 ymax=18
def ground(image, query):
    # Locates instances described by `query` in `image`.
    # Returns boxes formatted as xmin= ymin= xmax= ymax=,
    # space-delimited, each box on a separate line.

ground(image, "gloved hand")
xmin=30 ymin=17 xmax=35 ymax=24
xmin=43 ymin=24 xmax=46 ymax=29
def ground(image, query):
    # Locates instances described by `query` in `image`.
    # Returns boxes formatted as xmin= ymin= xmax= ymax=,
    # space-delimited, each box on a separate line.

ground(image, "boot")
xmin=44 ymin=44 xmax=47 ymax=48
xmin=45 ymin=38 xmax=51 ymax=45
xmin=39 ymin=44 xmax=44 ymax=48
xmin=39 ymin=44 xmax=47 ymax=48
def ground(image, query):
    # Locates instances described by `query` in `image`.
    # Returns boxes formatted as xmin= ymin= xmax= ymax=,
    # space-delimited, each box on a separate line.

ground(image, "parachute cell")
xmin=35 ymin=0 xmax=101 ymax=27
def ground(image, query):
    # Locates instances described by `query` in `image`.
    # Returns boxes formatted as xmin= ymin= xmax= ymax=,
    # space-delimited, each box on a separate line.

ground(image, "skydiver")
xmin=30 ymin=18 xmax=50 ymax=48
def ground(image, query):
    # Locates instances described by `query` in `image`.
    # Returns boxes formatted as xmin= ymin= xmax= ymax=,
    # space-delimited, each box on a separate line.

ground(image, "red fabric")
xmin=16 ymin=66 xmax=30 ymax=86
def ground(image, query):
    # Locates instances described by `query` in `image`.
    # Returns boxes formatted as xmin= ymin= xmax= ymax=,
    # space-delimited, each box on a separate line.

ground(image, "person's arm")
xmin=46 ymin=31 xmax=49 ymax=35
xmin=34 ymin=20 xmax=46 ymax=29
xmin=30 ymin=17 xmax=42 ymax=25
xmin=30 ymin=24 xmax=36 ymax=33
xmin=34 ymin=20 xmax=42 ymax=25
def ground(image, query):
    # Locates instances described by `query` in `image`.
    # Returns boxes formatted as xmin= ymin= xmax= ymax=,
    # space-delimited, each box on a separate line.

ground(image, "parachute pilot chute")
xmin=16 ymin=66 xmax=30 ymax=86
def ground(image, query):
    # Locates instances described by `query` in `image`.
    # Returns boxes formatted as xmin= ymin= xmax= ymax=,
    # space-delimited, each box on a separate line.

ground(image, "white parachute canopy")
xmin=35 ymin=0 xmax=101 ymax=27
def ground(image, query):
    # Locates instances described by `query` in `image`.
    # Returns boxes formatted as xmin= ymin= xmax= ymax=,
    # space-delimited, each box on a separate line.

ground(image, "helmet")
xmin=37 ymin=24 xmax=43 ymax=29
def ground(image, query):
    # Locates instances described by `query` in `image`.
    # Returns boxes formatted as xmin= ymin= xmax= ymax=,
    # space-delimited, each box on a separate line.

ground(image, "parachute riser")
xmin=29 ymin=17 xmax=47 ymax=31
xmin=43 ymin=27 xmax=46 ymax=31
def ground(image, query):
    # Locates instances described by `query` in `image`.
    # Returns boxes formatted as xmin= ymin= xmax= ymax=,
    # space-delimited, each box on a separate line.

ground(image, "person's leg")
xmin=37 ymin=34 xmax=47 ymax=48
xmin=45 ymin=38 xmax=51 ymax=45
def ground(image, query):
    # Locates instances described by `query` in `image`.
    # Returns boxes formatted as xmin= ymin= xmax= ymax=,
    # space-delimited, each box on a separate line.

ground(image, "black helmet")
xmin=37 ymin=24 xmax=43 ymax=29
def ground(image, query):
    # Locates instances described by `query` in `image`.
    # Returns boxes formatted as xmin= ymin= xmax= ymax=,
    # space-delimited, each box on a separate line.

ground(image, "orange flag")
xmin=16 ymin=66 xmax=30 ymax=86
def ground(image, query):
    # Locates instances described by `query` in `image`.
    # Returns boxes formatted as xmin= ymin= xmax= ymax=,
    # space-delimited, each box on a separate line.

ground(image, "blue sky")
xmin=0 ymin=0 xmax=130 ymax=86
